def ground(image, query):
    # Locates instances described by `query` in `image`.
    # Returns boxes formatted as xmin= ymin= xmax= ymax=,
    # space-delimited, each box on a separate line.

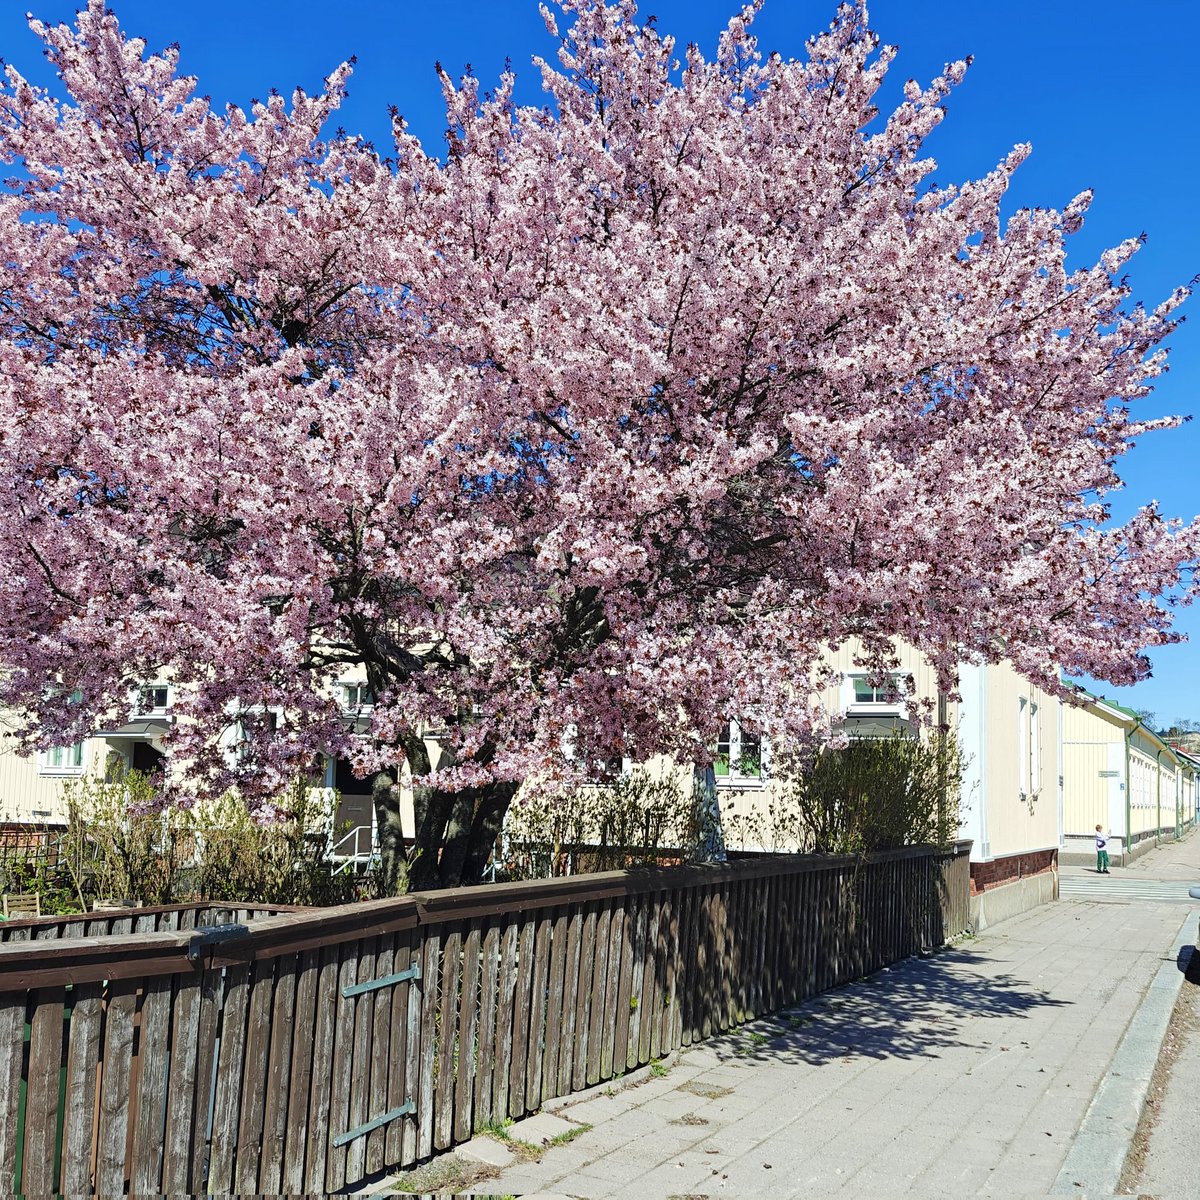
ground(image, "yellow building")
xmin=1061 ymin=689 xmax=1197 ymax=865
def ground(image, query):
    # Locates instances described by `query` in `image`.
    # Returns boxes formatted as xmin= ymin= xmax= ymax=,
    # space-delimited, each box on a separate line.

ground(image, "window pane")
xmin=715 ymin=723 xmax=732 ymax=776
xmin=739 ymin=730 xmax=761 ymax=776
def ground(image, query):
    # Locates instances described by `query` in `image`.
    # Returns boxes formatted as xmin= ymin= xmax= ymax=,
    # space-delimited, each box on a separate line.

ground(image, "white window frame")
xmin=1030 ymin=699 xmax=1040 ymax=797
xmin=844 ymin=673 xmax=909 ymax=719
xmin=134 ymin=682 xmax=171 ymax=717
xmin=1018 ymin=695 xmax=1030 ymax=798
xmin=38 ymin=741 xmax=85 ymax=776
xmin=340 ymin=682 xmax=375 ymax=712
xmin=714 ymin=720 xmax=768 ymax=789
xmin=222 ymin=702 xmax=283 ymax=767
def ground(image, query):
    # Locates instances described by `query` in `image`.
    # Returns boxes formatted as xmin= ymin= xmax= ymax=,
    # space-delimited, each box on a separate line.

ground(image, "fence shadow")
xmin=699 ymin=947 xmax=1067 ymax=1067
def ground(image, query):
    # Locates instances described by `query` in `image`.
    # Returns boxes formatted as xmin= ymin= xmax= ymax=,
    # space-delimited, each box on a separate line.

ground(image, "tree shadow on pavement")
xmin=700 ymin=947 xmax=1068 ymax=1067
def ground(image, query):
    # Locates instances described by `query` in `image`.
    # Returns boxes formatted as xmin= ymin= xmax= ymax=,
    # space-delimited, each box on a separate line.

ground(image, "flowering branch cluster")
xmin=0 ymin=0 xmax=1194 ymax=805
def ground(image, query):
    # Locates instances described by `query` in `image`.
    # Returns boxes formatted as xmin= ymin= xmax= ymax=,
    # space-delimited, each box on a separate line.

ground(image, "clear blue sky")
xmin=5 ymin=1 xmax=1199 ymax=726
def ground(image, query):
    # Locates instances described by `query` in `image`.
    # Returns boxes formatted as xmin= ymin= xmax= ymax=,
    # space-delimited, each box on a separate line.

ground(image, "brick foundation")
xmin=970 ymin=847 xmax=1057 ymax=896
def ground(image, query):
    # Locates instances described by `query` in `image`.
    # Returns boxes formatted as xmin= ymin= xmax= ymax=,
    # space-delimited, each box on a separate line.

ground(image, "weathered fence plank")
xmin=474 ymin=921 xmax=500 ymax=1131
xmin=454 ymin=924 xmax=481 ymax=1143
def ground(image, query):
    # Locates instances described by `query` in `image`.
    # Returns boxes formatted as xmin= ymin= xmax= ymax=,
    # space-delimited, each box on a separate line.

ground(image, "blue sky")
xmin=4 ymin=0 xmax=1198 ymax=726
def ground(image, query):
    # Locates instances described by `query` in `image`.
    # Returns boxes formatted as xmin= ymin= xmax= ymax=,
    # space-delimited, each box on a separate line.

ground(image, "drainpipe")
xmin=1124 ymin=719 xmax=1135 ymax=864
xmin=1056 ymin=697 xmax=1064 ymax=851
xmin=1154 ymin=745 xmax=1164 ymax=848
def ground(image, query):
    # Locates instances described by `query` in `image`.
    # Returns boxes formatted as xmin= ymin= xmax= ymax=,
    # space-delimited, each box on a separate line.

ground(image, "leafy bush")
xmin=501 ymin=770 xmax=694 ymax=878
xmin=61 ymin=771 xmax=363 ymax=907
xmin=783 ymin=732 xmax=963 ymax=855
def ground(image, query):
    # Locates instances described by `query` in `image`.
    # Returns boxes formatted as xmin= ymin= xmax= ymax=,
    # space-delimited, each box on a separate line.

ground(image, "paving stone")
xmin=455 ymin=1135 xmax=515 ymax=1167
xmin=507 ymin=1111 xmax=583 ymax=1144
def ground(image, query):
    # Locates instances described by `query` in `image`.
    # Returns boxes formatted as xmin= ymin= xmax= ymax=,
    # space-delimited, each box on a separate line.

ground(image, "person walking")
xmin=1095 ymin=825 xmax=1111 ymax=874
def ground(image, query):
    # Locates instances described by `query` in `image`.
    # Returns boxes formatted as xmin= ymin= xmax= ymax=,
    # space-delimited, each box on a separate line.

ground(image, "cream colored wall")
xmin=1128 ymin=728 xmax=1179 ymax=837
xmin=1061 ymin=700 xmax=1127 ymax=838
xmin=0 ymin=718 xmax=107 ymax=825
xmin=970 ymin=662 xmax=1059 ymax=859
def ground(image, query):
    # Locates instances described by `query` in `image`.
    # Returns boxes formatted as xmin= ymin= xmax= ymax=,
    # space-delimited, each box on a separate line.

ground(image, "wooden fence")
xmin=0 ymin=840 xmax=970 ymax=1196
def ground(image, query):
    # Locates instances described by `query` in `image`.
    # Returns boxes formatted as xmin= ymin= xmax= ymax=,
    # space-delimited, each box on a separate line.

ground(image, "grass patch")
xmin=388 ymin=1153 xmax=499 ymax=1195
xmin=678 ymin=1080 xmax=733 ymax=1100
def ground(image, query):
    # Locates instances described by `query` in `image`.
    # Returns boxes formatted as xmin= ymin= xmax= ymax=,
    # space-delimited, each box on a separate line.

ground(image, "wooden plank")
xmin=540 ymin=908 xmax=568 ymax=1101
xmin=775 ymin=870 xmax=790 ymax=1003
xmin=385 ymin=931 xmax=414 ymax=1169
xmin=643 ymin=897 xmax=662 ymax=1065
xmin=474 ymin=921 xmax=500 ymax=1132
xmin=60 ymin=980 xmax=103 ymax=1197
xmin=454 ymin=924 xmax=481 ymax=1143
xmin=584 ymin=905 xmax=609 ymax=1085
xmin=612 ymin=898 xmax=635 ymax=1071
xmin=282 ymin=948 xmax=320 ymax=1196
xmin=524 ymin=912 xmax=551 ymax=1111
xmin=734 ymin=875 xmax=749 ymax=1017
xmin=491 ymin=922 xmax=518 ymax=1122
xmin=625 ymin=896 xmax=644 ymax=1069
xmin=399 ymin=930 xmax=425 ymax=1166
xmin=22 ymin=986 xmax=66 ymax=1197
xmin=366 ymin=934 xmax=395 ymax=1177
xmin=415 ymin=929 xmax=440 ymax=1160
xmin=95 ymin=978 xmax=138 ymax=1196
xmin=130 ymin=974 xmax=173 ymax=1195
xmin=677 ymin=885 xmax=696 ymax=1047
xmin=258 ymin=952 xmax=299 ymax=1195
xmin=572 ymin=904 xmax=597 ymax=1091
xmin=232 ymin=957 xmax=278 ymax=1195
xmin=207 ymin=964 xmax=251 ymax=1195
xmin=507 ymin=918 xmax=534 ymax=1118
xmin=648 ymin=888 xmax=667 ymax=1056
xmin=162 ymin=973 xmax=203 ymax=1197
xmin=663 ymin=887 xmax=682 ymax=1053
xmin=345 ymin=938 xmax=378 ymax=1186
xmin=558 ymin=905 xmax=583 ymax=1097
xmin=749 ymin=873 xmax=767 ymax=1018
xmin=189 ymin=967 xmax=222 ymax=1193
xmin=324 ymin=943 xmax=361 ymax=1194
xmin=710 ymin=883 xmax=729 ymax=1032
xmin=302 ymin=945 xmax=340 ymax=1193
xmin=599 ymin=901 xmax=622 ymax=1078
xmin=780 ymin=870 xmax=796 ymax=1005
xmin=697 ymin=886 xmax=715 ymax=1040
xmin=434 ymin=926 xmax=461 ymax=1152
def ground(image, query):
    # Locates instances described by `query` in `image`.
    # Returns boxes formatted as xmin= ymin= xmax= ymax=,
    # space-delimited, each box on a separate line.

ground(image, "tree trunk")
xmin=372 ymin=770 xmax=408 ymax=895
xmin=691 ymin=764 xmax=726 ymax=863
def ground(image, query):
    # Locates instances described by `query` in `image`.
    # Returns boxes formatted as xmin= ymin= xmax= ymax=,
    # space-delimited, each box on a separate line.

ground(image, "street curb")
xmin=1049 ymin=907 xmax=1196 ymax=1196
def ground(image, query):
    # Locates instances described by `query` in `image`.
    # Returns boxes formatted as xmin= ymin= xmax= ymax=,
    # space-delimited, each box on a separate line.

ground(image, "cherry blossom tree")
xmin=1 ymin=0 xmax=1196 ymax=889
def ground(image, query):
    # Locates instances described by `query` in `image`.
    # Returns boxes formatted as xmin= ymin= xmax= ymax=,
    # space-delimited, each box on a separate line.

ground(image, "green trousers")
xmin=1097 ymin=849 xmax=1109 ymax=872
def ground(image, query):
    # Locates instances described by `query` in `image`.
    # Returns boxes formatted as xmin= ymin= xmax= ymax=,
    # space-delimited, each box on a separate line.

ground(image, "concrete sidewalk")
xmin=458 ymin=846 xmax=1199 ymax=1198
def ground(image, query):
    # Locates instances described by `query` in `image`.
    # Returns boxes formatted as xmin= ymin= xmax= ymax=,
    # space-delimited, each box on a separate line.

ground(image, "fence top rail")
xmin=0 ymin=841 xmax=971 ymax=990
xmin=0 ymin=899 xmax=311 ymax=935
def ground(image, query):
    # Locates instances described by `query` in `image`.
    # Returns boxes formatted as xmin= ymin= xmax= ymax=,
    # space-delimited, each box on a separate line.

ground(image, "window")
xmin=1030 ymin=700 xmax=1040 ymax=795
xmin=1018 ymin=695 xmax=1039 ymax=800
xmin=39 ymin=686 xmax=86 ymax=775
xmin=136 ymin=683 xmax=170 ymax=714
xmin=714 ymin=721 xmax=765 ymax=786
xmin=40 ymin=742 xmax=84 ymax=774
xmin=342 ymin=683 xmax=375 ymax=711
xmin=847 ymin=674 xmax=907 ymax=714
